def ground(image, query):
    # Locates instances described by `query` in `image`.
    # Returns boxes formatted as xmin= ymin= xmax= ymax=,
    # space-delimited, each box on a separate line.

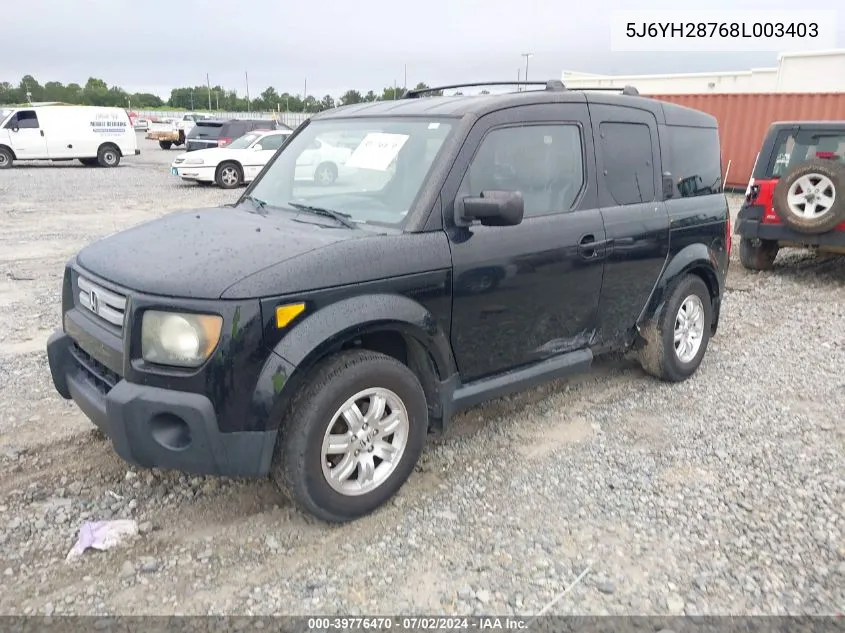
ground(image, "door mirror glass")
xmin=458 ymin=190 xmax=524 ymax=227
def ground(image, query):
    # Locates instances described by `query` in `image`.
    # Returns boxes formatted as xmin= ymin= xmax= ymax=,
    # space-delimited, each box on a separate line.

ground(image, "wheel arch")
xmin=98 ymin=141 xmax=122 ymax=157
xmin=248 ymin=294 xmax=457 ymax=434
xmin=638 ymin=244 xmax=723 ymax=335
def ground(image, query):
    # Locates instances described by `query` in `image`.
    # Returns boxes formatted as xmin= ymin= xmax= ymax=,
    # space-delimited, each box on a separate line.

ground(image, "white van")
xmin=0 ymin=105 xmax=139 ymax=169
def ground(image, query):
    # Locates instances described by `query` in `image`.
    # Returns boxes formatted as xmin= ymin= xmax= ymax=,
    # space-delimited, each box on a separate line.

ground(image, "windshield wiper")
xmin=243 ymin=195 xmax=267 ymax=210
xmin=287 ymin=202 xmax=356 ymax=228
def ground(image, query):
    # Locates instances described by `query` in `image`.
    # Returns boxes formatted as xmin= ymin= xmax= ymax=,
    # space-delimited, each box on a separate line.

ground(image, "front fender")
xmin=638 ymin=243 xmax=723 ymax=328
xmin=247 ymin=293 xmax=456 ymax=432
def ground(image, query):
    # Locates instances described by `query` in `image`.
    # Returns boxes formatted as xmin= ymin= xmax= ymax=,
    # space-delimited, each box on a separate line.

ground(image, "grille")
xmin=77 ymin=276 xmax=127 ymax=330
xmin=69 ymin=343 xmax=120 ymax=395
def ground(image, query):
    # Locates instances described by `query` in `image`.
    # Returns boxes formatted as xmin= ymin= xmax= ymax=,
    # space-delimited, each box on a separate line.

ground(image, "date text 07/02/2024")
xmin=307 ymin=616 xmax=530 ymax=630
xmin=625 ymin=21 xmax=819 ymax=38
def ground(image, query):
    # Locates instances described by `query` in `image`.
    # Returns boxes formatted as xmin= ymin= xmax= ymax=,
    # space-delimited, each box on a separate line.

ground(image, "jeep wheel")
xmin=773 ymin=160 xmax=845 ymax=234
xmin=159 ymin=141 xmax=173 ymax=150
xmin=637 ymin=275 xmax=712 ymax=383
xmin=739 ymin=237 xmax=779 ymax=271
xmin=314 ymin=162 xmax=338 ymax=186
xmin=215 ymin=162 xmax=243 ymax=189
xmin=97 ymin=145 xmax=120 ymax=168
xmin=271 ymin=350 xmax=428 ymax=523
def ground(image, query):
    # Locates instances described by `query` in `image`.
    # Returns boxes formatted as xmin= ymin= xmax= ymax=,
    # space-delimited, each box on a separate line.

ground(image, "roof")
xmin=311 ymin=87 xmax=717 ymax=128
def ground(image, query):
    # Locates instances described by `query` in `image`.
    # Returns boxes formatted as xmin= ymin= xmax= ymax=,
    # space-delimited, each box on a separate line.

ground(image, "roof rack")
xmin=403 ymin=80 xmax=640 ymax=98
xmin=403 ymin=80 xmax=567 ymax=98
xmin=568 ymin=85 xmax=641 ymax=96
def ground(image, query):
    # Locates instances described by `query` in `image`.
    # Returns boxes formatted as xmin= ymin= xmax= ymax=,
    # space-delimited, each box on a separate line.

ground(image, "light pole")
xmin=521 ymin=52 xmax=534 ymax=84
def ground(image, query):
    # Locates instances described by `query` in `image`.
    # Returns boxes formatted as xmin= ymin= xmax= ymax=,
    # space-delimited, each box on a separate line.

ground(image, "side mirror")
xmin=253 ymin=144 xmax=263 ymax=151
xmin=457 ymin=190 xmax=524 ymax=227
xmin=11 ymin=127 xmax=19 ymax=133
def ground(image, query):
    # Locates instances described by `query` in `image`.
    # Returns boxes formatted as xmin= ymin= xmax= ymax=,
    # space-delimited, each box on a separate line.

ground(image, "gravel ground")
xmin=0 ymin=134 xmax=843 ymax=617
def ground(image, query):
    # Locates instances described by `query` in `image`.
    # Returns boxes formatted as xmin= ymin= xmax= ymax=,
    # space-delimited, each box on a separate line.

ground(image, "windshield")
xmin=246 ymin=117 xmax=455 ymax=226
xmin=227 ymin=133 xmax=262 ymax=150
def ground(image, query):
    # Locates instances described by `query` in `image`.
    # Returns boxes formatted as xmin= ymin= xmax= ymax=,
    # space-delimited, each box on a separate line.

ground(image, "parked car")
xmin=171 ymin=129 xmax=292 ymax=189
xmin=184 ymin=119 xmax=276 ymax=152
xmin=134 ymin=118 xmax=152 ymax=132
xmin=45 ymin=80 xmax=730 ymax=523
xmin=0 ymin=105 xmax=138 ymax=169
xmin=736 ymin=121 xmax=845 ymax=270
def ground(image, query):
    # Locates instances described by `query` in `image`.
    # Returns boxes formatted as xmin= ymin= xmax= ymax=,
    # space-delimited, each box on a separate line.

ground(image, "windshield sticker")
xmin=346 ymin=132 xmax=410 ymax=171
xmin=427 ymin=122 xmax=441 ymax=129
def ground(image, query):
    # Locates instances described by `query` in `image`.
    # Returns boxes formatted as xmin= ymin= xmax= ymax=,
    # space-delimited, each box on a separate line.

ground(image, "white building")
xmin=561 ymin=49 xmax=845 ymax=94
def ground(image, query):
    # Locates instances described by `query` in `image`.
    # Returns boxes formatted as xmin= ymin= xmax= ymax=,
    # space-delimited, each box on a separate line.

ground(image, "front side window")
xmin=459 ymin=124 xmax=585 ymax=217
xmin=6 ymin=110 xmax=39 ymax=129
xmin=257 ymin=133 xmax=289 ymax=151
xmin=247 ymin=117 xmax=455 ymax=226
xmin=769 ymin=129 xmax=845 ymax=177
xmin=666 ymin=125 xmax=723 ymax=198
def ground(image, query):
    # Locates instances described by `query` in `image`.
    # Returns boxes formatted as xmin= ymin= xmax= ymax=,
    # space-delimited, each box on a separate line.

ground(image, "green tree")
xmin=319 ymin=94 xmax=335 ymax=110
xmin=340 ymin=89 xmax=363 ymax=105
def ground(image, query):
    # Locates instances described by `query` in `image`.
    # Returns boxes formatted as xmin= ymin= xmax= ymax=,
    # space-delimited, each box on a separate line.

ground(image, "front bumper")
xmin=735 ymin=203 xmax=845 ymax=247
xmin=46 ymin=329 xmax=277 ymax=477
xmin=172 ymin=165 xmax=215 ymax=181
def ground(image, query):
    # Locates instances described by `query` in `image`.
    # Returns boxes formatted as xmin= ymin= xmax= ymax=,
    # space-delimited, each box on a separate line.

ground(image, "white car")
xmin=170 ymin=130 xmax=354 ymax=189
xmin=171 ymin=130 xmax=292 ymax=188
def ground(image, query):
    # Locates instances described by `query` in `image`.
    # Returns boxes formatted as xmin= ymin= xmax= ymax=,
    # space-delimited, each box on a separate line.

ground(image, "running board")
xmin=442 ymin=348 xmax=593 ymax=422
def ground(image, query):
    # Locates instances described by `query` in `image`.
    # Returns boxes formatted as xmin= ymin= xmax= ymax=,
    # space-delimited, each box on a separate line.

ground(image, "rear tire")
xmin=271 ymin=350 xmax=428 ymax=523
xmin=159 ymin=141 xmax=173 ymax=150
xmin=0 ymin=147 xmax=14 ymax=169
xmin=215 ymin=161 xmax=243 ymax=189
xmin=97 ymin=145 xmax=120 ymax=168
xmin=739 ymin=237 xmax=779 ymax=271
xmin=637 ymin=275 xmax=712 ymax=383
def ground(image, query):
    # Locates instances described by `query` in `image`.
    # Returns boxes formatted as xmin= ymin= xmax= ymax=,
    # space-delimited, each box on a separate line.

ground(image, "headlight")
xmin=141 ymin=311 xmax=223 ymax=367
xmin=184 ymin=157 xmax=204 ymax=165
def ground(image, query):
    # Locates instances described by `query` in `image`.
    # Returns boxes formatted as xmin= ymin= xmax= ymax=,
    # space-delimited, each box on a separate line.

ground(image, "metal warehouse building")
xmin=562 ymin=50 xmax=845 ymax=189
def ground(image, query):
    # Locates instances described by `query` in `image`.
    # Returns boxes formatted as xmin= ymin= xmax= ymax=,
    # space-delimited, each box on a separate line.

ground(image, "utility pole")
xmin=190 ymin=89 xmax=194 ymax=110
xmin=517 ymin=68 xmax=521 ymax=91
xmin=403 ymin=64 xmax=407 ymax=94
xmin=521 ymin=52 xmax=534 ymax=84
xmin=245 ymin=71 xmax=250 ymax=113
xmin=206 ymin=73 xmax=212 ymax=111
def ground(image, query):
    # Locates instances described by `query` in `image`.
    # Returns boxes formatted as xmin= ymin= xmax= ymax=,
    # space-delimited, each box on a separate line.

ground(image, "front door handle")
xmin=577 ymin=234 xmax=610 ymax=259
xmin=40 ymin=130 xmax=44 ymax=137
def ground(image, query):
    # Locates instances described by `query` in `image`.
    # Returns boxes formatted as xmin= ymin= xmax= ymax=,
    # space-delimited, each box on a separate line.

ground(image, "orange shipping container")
xmin=644 ymin=93 xmax=845 ymax=189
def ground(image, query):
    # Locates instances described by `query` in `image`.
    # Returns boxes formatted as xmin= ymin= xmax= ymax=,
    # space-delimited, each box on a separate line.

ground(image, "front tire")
xmin=637 ymin=275 xmax=712 ymax=383
xmin=739 ymin=237 xmax=779 ymax=270
xmin=0 ymin=147 xmax=13 ymax=169
xmin=215 ymin=161 xmax=243 ymax=189
xmin=271 ymin=350 xmax=428 ymax=523
xmin=314 ymin=162 xmax=338 ymax=186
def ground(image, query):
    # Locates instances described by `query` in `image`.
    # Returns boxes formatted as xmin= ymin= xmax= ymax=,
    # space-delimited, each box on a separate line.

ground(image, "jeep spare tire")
xmin=772 ymin=159 xmax=845 ymax=234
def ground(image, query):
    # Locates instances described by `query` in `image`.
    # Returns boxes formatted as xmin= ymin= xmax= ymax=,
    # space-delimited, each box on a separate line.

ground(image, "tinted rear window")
xmin=665 ymin=125 xmax=723 ymax=198
xmin=188 ymin=122 xmax=224 ymax=139
xmin=768 ymin=128 xmax=845 ymax=177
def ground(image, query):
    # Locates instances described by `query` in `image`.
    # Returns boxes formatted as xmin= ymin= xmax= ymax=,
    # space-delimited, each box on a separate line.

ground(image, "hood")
xmin=75 ymin=206 xmax=367 ymax=299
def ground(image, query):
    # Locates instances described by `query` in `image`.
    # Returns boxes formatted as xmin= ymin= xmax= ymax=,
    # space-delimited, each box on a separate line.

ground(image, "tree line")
xmin=0 ymin=75 xmax=478 ymax=114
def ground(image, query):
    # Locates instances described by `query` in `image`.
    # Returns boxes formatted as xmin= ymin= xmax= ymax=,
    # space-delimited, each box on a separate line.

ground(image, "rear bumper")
xmin=47 ymin=329 xmax=277 ymax=477
xmin=735 ymin=203 xmax=845 ymax=246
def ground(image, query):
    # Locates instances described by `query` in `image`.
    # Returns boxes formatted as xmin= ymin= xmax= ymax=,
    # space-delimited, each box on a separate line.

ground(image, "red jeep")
xmin=736 ymin=121 xmax=845 ymax=270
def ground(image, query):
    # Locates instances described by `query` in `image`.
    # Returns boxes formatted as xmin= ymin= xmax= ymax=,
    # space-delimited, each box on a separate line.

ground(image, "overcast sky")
xmin=4 ymin=0 xmax=842 ymax=98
